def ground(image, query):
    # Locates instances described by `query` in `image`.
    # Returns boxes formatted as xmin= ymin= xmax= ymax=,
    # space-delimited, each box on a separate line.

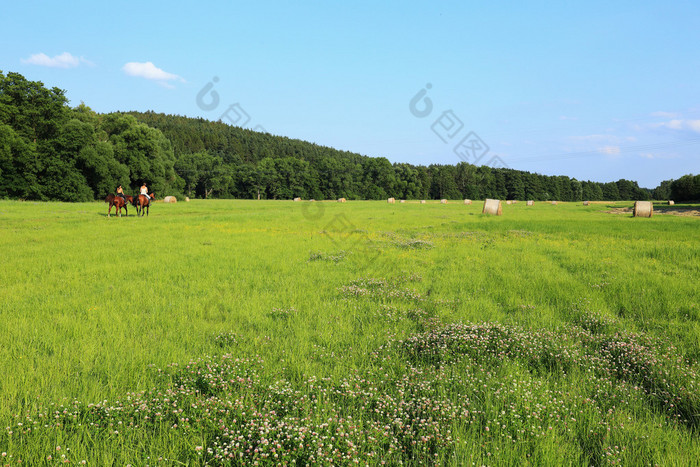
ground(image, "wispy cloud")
xmin=649 ymin=119 xmax=700 ymax=134
xmin=559 ymin=115 xmax=577 ymax=121
xmin=570 ymin=134 xmax=636 ymax=143
xmin=122 ymin=61 xmax=185 ymax=88
xmin=650 ymin=111 xmax=678 ymax=118
xmin=571 ymin=134 xmax=614 ymax=142
xmin=599 ymin=145 xmax=621 ymax=156
xmin=686 ymin=120 xmax=700 ymax=133
xmin=21 ymin=52 xmax=92 ymax=68
xmin=639 ymin=152 xmax=679 ymax=160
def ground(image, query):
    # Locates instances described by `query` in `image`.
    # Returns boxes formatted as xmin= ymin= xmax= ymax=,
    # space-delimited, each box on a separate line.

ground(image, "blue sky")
xmin=2 ymin=0 xmax=699 ymax=188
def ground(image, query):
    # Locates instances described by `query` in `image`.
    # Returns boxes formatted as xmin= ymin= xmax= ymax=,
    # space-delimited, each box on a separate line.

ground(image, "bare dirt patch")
xmin=604 ymin=206 xmax=700 ymax=217
xmin=654 ymin=207 xmax=700 ymax=217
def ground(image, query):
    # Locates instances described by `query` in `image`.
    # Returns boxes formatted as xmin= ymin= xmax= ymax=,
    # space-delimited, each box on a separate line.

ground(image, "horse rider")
xmin=116 ymin=185 xmax=126 ymax=201
xmin=140 ymin=183 xmax=150 ymax=202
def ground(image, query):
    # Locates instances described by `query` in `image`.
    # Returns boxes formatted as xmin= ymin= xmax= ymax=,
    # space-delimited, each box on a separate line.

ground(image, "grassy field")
xmin=0 ymin=199 xmax=699 ymax=465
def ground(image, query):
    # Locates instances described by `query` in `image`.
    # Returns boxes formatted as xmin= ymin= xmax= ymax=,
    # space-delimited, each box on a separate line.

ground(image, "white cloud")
xmin=599 ymin=145 xmax=620 ymax=155
xmin=571 ymin=134 xmax=610 ymax=142
xmin=650 ymin=111 xmax=678 ymax=118
xmin=687 ymin=120 xmax=700 ymax=133
xmin=666 ymin=119 xmax=684 ymax=130
xmin=122 ymin=62 xmax=185 ymax=87
xmin=21 ymin=52 xmax=91 ymax=68
xmin=639 ymin=152 xmax=679 ymax=160
xmin=559 ymin=115 xmax=577 ymax=121
xmin=571 ymin=134 xmax=627 ymax=143
xmin=651 ymin=119 xmax=700 ymax=134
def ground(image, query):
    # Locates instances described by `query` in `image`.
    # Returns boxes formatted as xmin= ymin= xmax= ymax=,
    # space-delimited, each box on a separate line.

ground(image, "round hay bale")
xmin=440 ymin=199 xmax=447 ymax=204
xmin=527 ymin=200 xmax=534 ymax=206
xmin=506 ymin=200 xmax=513 ymax=205
xmin=482 ymin=198 xmax=502 ymax=216
xmin=185 ymin=197 xmax=190 ymax=202
xmin=420 ymin=200 xmax=426 ymax=204
xmin=633 ymin=201 xmax=653 ymax=218
xmin=512 ymin=200 xmax=518 ymax=204
xmin=583 ymin=201 xmax=590 ymax=206
xmin=310 ymin=199 xmax=315 ymax=202
xmin=293 ymin=197 xmax=301 ymax=202
xmin=668 ymin=200 xmax=675 ymax=206
xmin=163 ymin=196 xmax=177 ymax=203
xmin=551 ymin=201 xmax=558 ymax=205
xmin=387 ymin=198 xmax=395 ymax=204
xmin=464 ymin=199 xmax=472 ymax=205
xmin=337 ymin=198 xmax=346 ymax=203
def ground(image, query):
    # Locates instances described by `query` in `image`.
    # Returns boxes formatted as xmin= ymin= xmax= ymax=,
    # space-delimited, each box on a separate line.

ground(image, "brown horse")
xmin=105 ymin=194 xmax=134 ymax=217
xmin=136 ymin=193 xmax=156 ymax=216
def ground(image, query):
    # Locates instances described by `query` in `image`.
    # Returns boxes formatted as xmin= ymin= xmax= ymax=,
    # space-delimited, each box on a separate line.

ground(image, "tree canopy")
xmin=0 ymin=71 xmax=695 ymax=202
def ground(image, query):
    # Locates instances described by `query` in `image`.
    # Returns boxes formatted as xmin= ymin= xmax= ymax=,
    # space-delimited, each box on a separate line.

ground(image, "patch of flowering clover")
xmin=4 ymin=321 xmax=698 ymax=465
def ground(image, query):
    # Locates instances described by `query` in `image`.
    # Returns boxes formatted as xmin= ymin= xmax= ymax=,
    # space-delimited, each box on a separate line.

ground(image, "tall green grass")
xmin=0 ymin=199 xmax=698 ymax=464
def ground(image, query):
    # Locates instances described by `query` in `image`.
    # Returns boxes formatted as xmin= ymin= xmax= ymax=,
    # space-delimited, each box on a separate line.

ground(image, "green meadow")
xmin=0 ymin=199 xmax=699 ymax=465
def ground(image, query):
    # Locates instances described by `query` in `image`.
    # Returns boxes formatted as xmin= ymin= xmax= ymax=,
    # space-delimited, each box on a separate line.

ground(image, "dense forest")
xmin=1 ymin=71 xmax=699 ymax=202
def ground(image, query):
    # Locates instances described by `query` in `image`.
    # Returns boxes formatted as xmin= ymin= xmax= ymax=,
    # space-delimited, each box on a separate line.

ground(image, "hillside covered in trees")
xmin=1 ymin=71 xmax=698 ymax=202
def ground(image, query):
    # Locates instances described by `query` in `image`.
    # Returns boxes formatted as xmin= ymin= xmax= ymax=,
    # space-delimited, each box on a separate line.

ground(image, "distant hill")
xmin=126 ymin=110 xmax=655 ymax=202
xmin=3 ymin=71 xmax=696 ymax=202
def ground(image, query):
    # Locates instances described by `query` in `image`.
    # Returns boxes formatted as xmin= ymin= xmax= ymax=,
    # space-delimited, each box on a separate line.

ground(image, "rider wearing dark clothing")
xmin=116 ymin=185 xmax=126 ymax=201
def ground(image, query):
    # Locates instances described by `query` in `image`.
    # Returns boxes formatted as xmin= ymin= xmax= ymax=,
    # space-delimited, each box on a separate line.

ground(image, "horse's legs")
xmin=108 ymin=203 xmax=112 ymax=217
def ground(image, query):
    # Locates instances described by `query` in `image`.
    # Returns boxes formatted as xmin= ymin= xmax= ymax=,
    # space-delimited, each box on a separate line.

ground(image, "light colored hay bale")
xmin=583 ymin=201 xmax=590 ymax=206
xmin=185 ymin=197 xmax=190 ymax=202
xmin=400 ymin=199 xmax=406 ymax=203
xmin=506 ymin=200 xmax=513 ymax=205
xmin=512 ymin=200 xmax=518 ymax=204
xmin=440 ymin=199 xmax=447 ymax=204
xmin=293 ymin=197 xmax=301 ymax=202
xmin=310 ymin=199 xmax=315 ymax=202
xmin=482 ymin=198 xmax=502 ymax=216
xmin=420 ymin=200 xmax=426 ymax=204
xmin=633 ymin=201 xmax=653 ymax=218
xmin=551 ymin=201 xmax=558 ymax=205
xmin=464 ymin=199 xmax=472 ymax=205
xmin=668 ymin=200 xmax=675 ymax=206
xmin=527 ymin=200 xmax=534 ymax=206
xmin=163 ymin=196 xmax=177 ymax=203
xmin=387 ymin=197 xmax=395 ymax=204
xmin=337 ymin=198 xmax=346 ymax=203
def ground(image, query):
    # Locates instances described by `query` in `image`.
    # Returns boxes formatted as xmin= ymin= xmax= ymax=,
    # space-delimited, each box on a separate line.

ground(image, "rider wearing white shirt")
xmin=140 ymin=183 xmax=150 ymax=201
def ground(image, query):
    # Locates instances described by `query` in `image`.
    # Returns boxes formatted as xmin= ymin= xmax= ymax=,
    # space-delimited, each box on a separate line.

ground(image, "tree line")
xmin=1 ymin=71 xmax=698 ymax=202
